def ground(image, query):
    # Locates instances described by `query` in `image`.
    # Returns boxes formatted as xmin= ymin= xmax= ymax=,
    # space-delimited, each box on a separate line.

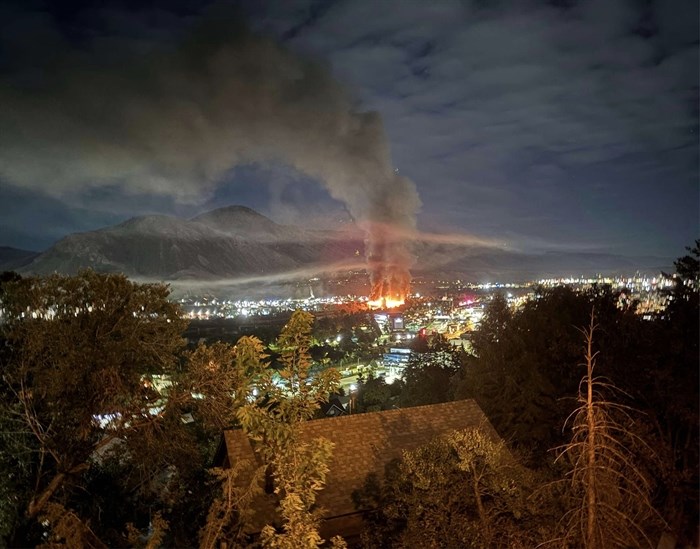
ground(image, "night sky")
xmin=0 ymin=0 xmax=697 ymax=259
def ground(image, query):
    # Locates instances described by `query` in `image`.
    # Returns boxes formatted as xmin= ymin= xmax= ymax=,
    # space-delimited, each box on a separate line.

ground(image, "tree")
xmin=457 ymin=285 xmax=629 ymax=461
xmin=672 ymin=239 xmax=699 ymax=286
xmin=354 ymin=373 xmax=397 ymax=413
xmin=353 ymin=428 xmax=550 ymax=548
xmin=166 ymin=335 xmax=270 ymax=547
xmin=400 ymin=334 xmax=463 ymax=407
xmin=456 ymin=248 xmax=698 ymax=543
xmin=181 ymin=337 xmax=268 ymax=433
xmin=0 ymin=270 xmax=21 ymax=292
xmin=0 ymin=270 xmax=188 ymax=544
xmin=235 ymin=310 xmax=344 ymax=549
xmin=645 ymin=243 xmax=699 ymax=542
xmin=198 ymin=460 xmax=265 ymax=549
xmin=553 ymin=312 xmax=660 ymax=548
xmin=0 ymin=377 xmax=33 ymax=542
xmin=470 ymin=293 xmax=511 ymax=355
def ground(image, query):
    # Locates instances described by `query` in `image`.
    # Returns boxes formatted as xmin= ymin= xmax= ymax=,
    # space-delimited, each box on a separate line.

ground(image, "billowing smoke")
xmin=0 ymin=8 xmax=419 ymax=299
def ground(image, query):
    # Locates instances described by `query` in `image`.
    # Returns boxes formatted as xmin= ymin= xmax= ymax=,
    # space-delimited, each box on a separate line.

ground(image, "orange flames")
xmin=367 ymin=266 xmax=409 ymax=310
xmin=364 ymin=220 xmax=411 ymax=310
xmin=367 ymin=295 xmax=405 ymax=310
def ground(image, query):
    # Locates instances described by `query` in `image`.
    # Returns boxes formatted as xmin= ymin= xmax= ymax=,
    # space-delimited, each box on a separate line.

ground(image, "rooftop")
xmin=217 ymin=399 xmax=500 ymax=529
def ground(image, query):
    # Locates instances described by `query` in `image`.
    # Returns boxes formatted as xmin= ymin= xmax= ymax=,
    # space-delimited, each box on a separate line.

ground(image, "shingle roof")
xmin=219 ymin=399 xmax=499 ymax=523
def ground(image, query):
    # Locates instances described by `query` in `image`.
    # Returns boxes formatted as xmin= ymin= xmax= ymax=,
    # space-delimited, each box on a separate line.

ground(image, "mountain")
xmin=17 ymin=206 xmax=672 ymax=283
xmin=20 ymin=207 xmax=364 ymax=279
xmin=0 ymin=246 xmax=40 ymax=271
xmin=191 ymin=205 xmax=289 ymax=239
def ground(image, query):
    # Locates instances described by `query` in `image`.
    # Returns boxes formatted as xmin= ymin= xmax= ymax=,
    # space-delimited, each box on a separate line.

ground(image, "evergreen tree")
xmin=400 ymin=334 xmax=463 ymax=407
xmin=459 ymin=285 xmax=628 ymax=461
xmin=644 ymin=243 xmax=699 ymax=542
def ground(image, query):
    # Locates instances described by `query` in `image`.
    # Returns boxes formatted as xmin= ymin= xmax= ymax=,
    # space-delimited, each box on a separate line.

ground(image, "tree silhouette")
xmin=554 ymin=312 xmax=660 ymax=548
xmin=0 ymin=270 xmax=188 ymax=545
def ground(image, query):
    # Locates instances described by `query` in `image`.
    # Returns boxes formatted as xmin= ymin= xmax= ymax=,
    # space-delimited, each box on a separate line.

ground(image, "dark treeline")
xmin=0 ymin=242 xmax=697 ymax=548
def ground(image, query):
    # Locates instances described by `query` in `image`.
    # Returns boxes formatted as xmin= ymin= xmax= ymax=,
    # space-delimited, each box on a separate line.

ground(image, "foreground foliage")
xmin=553 ymin=313 xmax=661 ymax=548
xmin=0 ymin=271 xmax=188 ymax=545
xmin=236 ymin=311 xmax=344 ymax=549
xmin=0 ymin=242 xmax=696 ymax=546
xmin=353 ymin=427 xmax=554 ymax=548
xmin=454 ymin=247 xmax=698 ymax=543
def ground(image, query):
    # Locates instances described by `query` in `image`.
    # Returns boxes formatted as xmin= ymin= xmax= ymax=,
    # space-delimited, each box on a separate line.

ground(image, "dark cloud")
xmin=0 ymin=0 xmax=697 ymax=265
xmin=0 ymin=1 xmax=419 ymax=295
xmin=200 ymin=164 xmax=351 ymax=229
xmin=0 ymin=162 xmax=351 ymax=251
xmin=246 ymin=0 xmax=698 ymax=255
xmin=0 ymin=182 xmax=125 ymax=250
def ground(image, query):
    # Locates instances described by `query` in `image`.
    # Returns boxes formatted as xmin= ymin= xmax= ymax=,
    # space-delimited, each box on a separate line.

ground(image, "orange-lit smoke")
xmin=365 ymin=221 xmax=412 ymax=305
xmin=365 ymin=225 xmax=506 ymax=307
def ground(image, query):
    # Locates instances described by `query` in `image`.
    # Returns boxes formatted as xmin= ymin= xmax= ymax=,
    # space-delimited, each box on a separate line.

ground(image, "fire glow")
xmin=365 ymin=221 xmax=412 ymax=310
xmin=367 ymin=296 xmax=405 ymax=310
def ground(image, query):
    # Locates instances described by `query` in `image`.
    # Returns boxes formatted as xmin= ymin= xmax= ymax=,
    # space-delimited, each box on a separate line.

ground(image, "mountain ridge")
xmin=14 ymin=205 xmax=673 ymax=283
xmin=0 ymin=246 xmax=40 ymax=271
xmin=19 ymin=206 xmax=364 ymax=279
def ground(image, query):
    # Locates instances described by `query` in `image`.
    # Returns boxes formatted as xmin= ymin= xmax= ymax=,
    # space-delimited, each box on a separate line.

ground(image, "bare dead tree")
xmin=553 ymin=310 xmax=661 ymax=548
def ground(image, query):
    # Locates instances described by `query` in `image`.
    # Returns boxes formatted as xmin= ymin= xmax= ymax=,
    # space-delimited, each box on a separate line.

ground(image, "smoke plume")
xmin=0 ymin=7 xmax=419 ymax=299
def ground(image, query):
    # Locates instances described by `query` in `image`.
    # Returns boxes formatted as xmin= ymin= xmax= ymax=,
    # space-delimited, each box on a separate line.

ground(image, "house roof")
xmin=218 ymin=399 xmax=499 ymax=523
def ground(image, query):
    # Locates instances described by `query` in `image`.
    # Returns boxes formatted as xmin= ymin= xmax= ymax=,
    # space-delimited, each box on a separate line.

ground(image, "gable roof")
xmin=218 ymin=399 xmax=499 ymax=523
